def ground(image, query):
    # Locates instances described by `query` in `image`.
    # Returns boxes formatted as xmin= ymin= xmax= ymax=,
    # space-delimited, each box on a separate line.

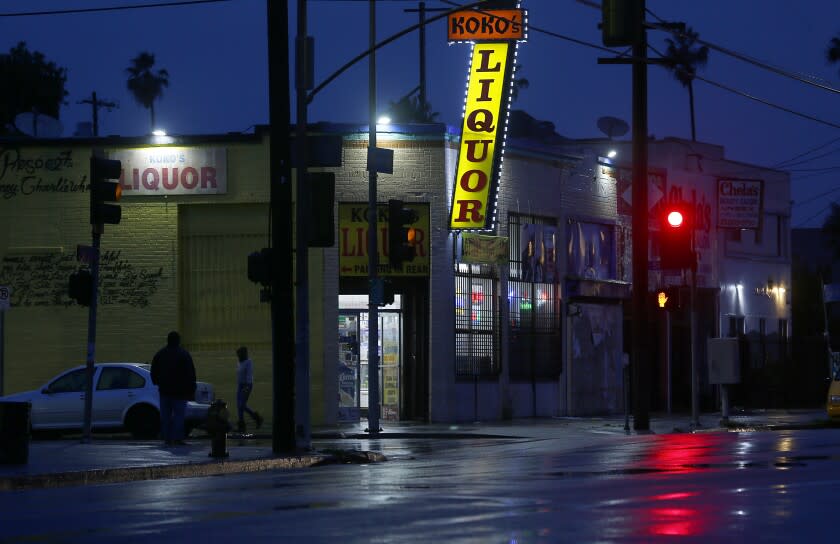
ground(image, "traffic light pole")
xmin=81 ymin=229 xmax=101 ymax=443
xmin=690 ymin=247 xmax=700 ymax=428
xmin=268 ymin=0 xmax=296 ymax=454
xmin=294 ymin=0 xmax=311 ymax=451
xmin=630 ymin=0 xmax=651 ymax=431
xmin=366 ymin=0 xmax=381 ymax=435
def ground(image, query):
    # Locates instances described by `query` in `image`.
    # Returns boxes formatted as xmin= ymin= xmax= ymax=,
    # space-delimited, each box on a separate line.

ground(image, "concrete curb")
xmin=313 ymin=431 xmax=520 ymax=440
xmin=0 ymin=451 xmax=387 ymax=491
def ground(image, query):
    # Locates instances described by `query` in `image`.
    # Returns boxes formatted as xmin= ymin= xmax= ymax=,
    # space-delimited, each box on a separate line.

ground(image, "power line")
xmin=650 ymin=24 xmax=840 ymax=95
xmin=793 ymin=182 xmax=840 ymax=208
xmin=775 ymin=136 xmax=840 ymax=169
xmin=464 ymin=0 xmax=840 ymax=132
xmin=647 ymin=41 xmax=840 ymax=130
xmin=796 ymin=201 xmax=835 ymax=227
xmin=787 ymin=165 xmax=840 ymax=173
xmin=645 ymin=7 xmax=840 ymax=95
xmin=0 ymin=0 xmax=232 ymax=17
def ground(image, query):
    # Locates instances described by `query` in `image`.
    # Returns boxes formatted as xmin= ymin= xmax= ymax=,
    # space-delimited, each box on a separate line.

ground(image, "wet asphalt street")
xmin=2 ymin=423 xmax=840 ymax=542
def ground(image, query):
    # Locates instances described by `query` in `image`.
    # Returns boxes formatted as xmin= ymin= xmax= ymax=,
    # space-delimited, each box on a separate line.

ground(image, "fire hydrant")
xmin=206 ymin=399 xmax=230 ymax=458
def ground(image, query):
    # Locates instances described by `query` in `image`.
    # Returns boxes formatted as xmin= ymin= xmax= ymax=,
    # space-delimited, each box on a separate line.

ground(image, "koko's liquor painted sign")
xmin=338 ymin=202 xmax=430 ymax=277
xmin=448 ymin=4 xmax=527 ymax=231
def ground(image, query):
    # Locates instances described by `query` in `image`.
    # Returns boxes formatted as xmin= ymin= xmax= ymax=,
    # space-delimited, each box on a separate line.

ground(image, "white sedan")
xmin=0 ymin=362 xmax=214 ymax=438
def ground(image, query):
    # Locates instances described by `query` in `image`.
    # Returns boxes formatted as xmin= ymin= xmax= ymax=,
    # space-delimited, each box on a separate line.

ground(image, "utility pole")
xmin=367 ymin=0 xmax=381 ymax=435
xmin=267 ymin=0 xmax=296 ymax=453
xmin=78 ymin=92 xmax=117 ymax=137
xmin=403 ymin=3 xmax=447 ymax=109
xmin=599 ymin=0 xmax=652 ymax=430
xmin=630 ymin=0 xmax=650 ymax=431
xmin=295 ymin=0 xmax=312 ymax=450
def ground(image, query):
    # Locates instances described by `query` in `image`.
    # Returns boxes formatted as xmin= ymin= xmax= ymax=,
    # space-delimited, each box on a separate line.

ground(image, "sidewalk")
xmin=0 ymin=409 xmax=831 ymax=491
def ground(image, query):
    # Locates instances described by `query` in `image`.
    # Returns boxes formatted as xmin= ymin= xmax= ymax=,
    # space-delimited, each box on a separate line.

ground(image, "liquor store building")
xmin=0 ymin=123 xmax=627 ymax=426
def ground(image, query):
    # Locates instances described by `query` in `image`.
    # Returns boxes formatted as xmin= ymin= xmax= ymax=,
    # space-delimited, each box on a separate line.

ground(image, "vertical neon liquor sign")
xmin=448 ymin=2 xmax=528 ymax=231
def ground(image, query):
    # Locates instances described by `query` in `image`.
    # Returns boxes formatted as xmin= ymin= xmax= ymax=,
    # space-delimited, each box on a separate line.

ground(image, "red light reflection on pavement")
xmin=645 ymin=433 xmax=728 ymax=472
xmin=633 ymin=433 xmax=737 ymax=537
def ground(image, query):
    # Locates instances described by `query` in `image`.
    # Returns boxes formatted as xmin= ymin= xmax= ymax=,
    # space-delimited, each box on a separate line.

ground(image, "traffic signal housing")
xmin=247 ymin=248 xmax=272 ymax=286
xmin=387 ymin=199 xmax=419 ymax=270
xmin=90 ymin=156 xmax=122 ymax=226
xmin=600 ymin=0 xmax=639 ymax=47
xmin=68 ymin=269 xmax=93 ymax=306
xmin=659 ymin=203 xmax=696 ymax=271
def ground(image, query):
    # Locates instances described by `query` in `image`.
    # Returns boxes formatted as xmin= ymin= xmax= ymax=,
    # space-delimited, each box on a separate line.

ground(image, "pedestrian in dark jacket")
xmin=151 ymin=331 xmax=196 ymax=446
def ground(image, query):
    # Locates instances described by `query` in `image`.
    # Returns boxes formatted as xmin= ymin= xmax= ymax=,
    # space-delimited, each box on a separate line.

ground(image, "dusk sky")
xmin=2 ymin=0 xmax=838 ymax=226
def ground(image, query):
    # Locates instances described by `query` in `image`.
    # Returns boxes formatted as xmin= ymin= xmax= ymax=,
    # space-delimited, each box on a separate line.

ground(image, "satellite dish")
xmin=14 ymin=111 xmax=63 ymax=138
xmin=597 ymin=116 xmax=629 ymax=140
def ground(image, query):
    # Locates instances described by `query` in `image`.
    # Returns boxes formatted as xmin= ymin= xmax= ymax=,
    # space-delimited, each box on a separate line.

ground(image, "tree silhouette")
xmin=663 ymin=27 xmax=709 ymax=142
xmin=386 ymin=93 xmax=439 ymax=123
xmin=126 ymin=52 xmax=169 ymax=131
xmin=827 ymin=33 xmax=840 ymax=77
xmin=822 ymin=202 xmax=840 ymax=258
xmin=510 ymin=63 xmax=529 ymax=102
xmin=0 ymin=42 xmax=67 ymax=135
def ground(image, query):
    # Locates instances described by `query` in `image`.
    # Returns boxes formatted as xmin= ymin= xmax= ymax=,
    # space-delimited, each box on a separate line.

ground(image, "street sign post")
xmin=0 ymin=285 xmax=10 ymax=396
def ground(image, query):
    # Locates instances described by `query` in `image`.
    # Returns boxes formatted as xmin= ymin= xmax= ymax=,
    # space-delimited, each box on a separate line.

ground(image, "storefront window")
xmin=566 ymin=220 xmax=616 ymax=280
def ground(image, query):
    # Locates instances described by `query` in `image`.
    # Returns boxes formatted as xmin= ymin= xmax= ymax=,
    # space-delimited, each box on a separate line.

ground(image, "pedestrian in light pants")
xmin=235 ymin=346 xmax=263 ymax=433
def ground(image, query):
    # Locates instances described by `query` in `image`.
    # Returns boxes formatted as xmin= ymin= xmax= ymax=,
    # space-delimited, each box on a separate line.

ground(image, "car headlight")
xmin=830 ymin=395 xmax=840 ymax=404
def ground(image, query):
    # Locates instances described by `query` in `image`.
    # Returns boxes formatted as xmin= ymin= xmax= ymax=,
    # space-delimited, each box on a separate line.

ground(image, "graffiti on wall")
xmin=0 ymin=250 xmax=163 ymax=308
xmin=0 ymin=148 xmax=88 ymax=200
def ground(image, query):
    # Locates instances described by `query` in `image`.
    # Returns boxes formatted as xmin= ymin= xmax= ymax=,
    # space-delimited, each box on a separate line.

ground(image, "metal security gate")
xmin=454 ymin=264 xmax=500 ymax=378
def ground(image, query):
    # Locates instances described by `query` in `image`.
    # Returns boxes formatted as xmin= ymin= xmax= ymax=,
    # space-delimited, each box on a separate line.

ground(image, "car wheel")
xmin=125 ymin=404 xmax=160 ymax=439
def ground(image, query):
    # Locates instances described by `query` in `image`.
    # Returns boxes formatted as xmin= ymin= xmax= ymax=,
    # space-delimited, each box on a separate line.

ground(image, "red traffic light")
xmin=666 ymin=210 xmax=684 ymax=228
xmin=659 ymin=203 xmax=695 ymax=271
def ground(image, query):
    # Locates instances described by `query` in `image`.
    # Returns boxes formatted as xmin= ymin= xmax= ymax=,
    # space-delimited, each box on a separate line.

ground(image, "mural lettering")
xmin=0 ymin=148 xmax=87 ymax=200
xmin=0 ymin=250 xmax=163 ymax=308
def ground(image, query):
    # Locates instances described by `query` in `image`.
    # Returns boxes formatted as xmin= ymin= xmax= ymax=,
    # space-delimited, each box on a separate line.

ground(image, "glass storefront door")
xmin=338 ymin=295 xmax=402 ymax=422
xmin=337 ymin=313 xmax=361 ymax=422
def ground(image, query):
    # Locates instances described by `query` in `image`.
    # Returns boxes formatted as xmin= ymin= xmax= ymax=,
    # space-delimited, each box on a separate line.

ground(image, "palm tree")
xmin=510 ymin=63 xmax=529 ymax=102
xmin=827 ymin=33 xmax=840 ymax=77
xmin=387 ymin=92 xmax=439 ymax=123
xmin=126 ymin=52 xmax=169 ymax=131
xmin=663 ymin=27 xmax=709 ymax=142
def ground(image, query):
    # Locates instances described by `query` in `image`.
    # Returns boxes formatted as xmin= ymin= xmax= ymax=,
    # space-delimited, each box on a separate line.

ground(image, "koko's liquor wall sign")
xmin=110 ymin=147 xmax=227 ymax=196
xmin=448 ymin=3 xmax=527 ymax=231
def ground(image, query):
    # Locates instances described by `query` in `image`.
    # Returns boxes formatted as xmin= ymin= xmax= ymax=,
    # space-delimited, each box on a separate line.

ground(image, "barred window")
xmin=455 ymin=263 xmax=500 ymax=378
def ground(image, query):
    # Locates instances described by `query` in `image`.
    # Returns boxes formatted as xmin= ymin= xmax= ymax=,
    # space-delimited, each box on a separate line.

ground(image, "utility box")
xmin=707 ymin=338 xmax=740 ymax=384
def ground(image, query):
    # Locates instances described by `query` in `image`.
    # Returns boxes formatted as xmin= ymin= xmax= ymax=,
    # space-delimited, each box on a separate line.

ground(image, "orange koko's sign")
xmin=449 ymin=41 xmax=511 ymax=230
xmin=447 ymin=9 xmax=525 ymax=41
